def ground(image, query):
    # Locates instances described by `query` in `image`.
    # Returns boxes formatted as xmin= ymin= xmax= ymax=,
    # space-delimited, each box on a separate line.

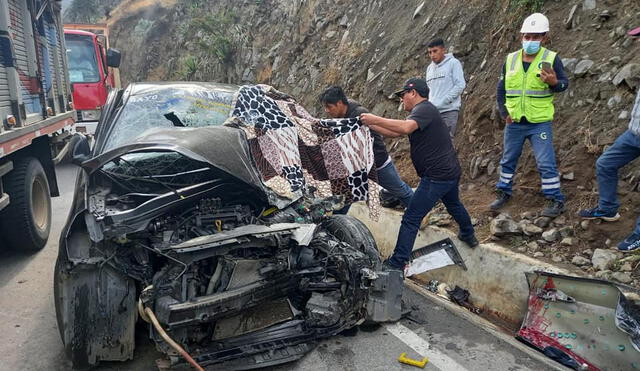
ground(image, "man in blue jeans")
xmin=360 ymin=78 xmax=478 ymax=270
xmin=491 ymin=13 xmax=569 ymax=217
xmin=320 ymin=86 xmax=414 ymax=214
xmin=579 ymin=25 xmax=640 ymax=252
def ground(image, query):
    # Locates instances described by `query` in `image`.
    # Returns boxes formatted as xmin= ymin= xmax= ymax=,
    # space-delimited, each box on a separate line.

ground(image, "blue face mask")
xmin=522 ymin=40 xmax=541 ymax=55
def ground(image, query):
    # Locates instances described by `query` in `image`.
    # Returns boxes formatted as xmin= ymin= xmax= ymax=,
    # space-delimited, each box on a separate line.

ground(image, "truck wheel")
xmin=0 ymin=157 xmax=51 ymax=252
xmin=322 ymin=214 xmax=381 ymax=266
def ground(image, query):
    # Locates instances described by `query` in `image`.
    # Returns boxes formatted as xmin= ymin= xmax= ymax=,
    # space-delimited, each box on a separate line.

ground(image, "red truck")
xmin=1 ymin=0 xmax=75 ymax=252
xmin=64 ymin=23 xmax=120 ymax=133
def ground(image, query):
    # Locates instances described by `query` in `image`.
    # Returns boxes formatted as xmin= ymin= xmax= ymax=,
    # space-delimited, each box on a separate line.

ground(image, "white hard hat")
xmin=520 ymin=13 xmax=549 ymax=33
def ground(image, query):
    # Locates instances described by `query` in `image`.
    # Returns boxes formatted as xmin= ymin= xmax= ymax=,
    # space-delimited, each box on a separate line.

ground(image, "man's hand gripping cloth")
xmin=230 ymin=84 xmax=381 ymax=220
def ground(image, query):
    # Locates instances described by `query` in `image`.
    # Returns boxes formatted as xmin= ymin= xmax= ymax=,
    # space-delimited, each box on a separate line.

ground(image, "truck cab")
xmin=64 ymin=26 xmax=120 ymax=130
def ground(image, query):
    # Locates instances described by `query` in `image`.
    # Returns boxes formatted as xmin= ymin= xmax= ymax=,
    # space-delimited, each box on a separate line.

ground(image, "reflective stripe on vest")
xmin=504 ymin=47 xmax=557 ymax=123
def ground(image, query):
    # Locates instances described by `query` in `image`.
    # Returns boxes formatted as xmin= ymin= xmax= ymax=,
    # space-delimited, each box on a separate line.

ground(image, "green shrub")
xmin=183 ymin=9 xmax=241 ymax=64
xmin=510 ymin=0 xmax=546 ymax=12
xmin=178 ymin=55 xmax=199 ymax=80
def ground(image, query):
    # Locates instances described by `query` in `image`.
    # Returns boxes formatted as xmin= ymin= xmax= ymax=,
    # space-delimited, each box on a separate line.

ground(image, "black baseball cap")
xmin=394 ymin=78 xmax=429 ymax=97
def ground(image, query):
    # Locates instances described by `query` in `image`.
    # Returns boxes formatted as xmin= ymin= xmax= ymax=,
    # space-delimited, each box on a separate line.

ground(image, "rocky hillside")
xmin=63 ymin=0 xmax=123 ymax=23
xmin=102 ymin=0 xmax=640 ymax=285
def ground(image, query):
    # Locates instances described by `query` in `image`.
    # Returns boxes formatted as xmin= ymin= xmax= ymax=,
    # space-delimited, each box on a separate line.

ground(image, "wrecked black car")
xmin=54 ymin=83 xmax=401 ymax=369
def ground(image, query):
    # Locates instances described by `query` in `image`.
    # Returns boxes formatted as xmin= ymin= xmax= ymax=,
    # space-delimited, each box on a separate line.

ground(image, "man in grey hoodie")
xmin=425 ymin=38 xmax=466 ymax=138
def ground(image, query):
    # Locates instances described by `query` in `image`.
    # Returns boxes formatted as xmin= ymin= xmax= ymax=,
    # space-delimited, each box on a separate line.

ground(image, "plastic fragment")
xmin=398 ymin=353 xmax=429 ymax=368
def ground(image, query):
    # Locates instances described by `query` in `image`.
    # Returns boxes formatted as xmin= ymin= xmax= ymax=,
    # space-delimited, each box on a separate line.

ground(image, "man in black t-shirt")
xmin=319 ymin=86 xmax=414 ymax=214
xmin=360 ymin=78 xmax=477 ymax=270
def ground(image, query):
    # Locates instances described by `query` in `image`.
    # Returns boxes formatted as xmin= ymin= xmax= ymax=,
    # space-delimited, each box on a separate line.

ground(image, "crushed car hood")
xmin=82 ymin=126 xmax=294 ymax=209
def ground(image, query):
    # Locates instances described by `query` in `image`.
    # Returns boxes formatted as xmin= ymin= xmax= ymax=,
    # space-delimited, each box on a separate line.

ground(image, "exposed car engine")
xmin=57 ymin=150 xmax=399 ymax=369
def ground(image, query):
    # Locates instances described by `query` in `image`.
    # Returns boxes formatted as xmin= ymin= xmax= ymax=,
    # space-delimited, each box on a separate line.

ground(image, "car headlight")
xmin=80 ymin=109 xmax=101 ymax=121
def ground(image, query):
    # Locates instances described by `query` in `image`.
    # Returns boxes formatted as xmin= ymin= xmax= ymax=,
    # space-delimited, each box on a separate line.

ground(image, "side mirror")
xmin=71 ymin=135 xmax=91 ymax=166
xmin=106 ymin=48 xmax=121 ymax=68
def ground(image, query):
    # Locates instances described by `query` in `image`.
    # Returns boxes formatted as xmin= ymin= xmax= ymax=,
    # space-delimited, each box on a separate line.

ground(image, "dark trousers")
xmin=596 ymin=130 xmax=640 ymax=234
xmin=388 ymin=176 xmax=474 ymax=268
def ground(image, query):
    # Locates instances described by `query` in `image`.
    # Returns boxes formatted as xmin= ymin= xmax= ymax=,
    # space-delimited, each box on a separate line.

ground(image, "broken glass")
xmin=103 ymin=85 xmax=235 ymax=151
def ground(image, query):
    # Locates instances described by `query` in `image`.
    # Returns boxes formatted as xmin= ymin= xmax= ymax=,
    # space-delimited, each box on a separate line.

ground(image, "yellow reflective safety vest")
xmin=504 ymin=47 xmax=557 ymax=123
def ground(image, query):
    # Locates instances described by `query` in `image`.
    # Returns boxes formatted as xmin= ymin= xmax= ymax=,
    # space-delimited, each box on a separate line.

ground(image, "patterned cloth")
xmin=230 ymin=84 xmax=380 ymax=220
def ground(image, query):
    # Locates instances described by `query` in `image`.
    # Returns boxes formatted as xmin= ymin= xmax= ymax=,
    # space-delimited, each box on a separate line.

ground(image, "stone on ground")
xmin=610 ymin=272 xmax=633 ymax=284
xmin=490 ymin=213 xmax=520 ymax=236
xmin=591 ymin=249 xmax=620 ymax=271
xmin=542 ymin=228 xmax=560 ymax=242
xmin=571 ymin=256 xmax=590 ymax=266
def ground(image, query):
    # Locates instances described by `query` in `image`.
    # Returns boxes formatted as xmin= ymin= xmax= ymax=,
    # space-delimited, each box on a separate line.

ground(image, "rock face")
xmin=490 ymin=214 xmax=520 ymax=236
xmin=591 ymin=249 xmax=620 ymax=271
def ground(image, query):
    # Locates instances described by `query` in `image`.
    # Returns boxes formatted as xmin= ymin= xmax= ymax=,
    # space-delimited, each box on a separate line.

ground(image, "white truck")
xmin=0 ymin=0 xmax=74 ymax=252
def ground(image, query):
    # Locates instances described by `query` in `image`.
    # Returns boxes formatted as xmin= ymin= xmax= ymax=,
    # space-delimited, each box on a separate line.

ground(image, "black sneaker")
xmin=380 ymin=189 xmax=401 ymax=209
xmin=489 ymin=190 xmax=511 ymax=210
xmin=459 ymin=234 xmax=479 ymax=248
xmin=541 ymin=200 xmax=565 ymax=218
xmin=382 ymin=259 xmax=404 ymax=271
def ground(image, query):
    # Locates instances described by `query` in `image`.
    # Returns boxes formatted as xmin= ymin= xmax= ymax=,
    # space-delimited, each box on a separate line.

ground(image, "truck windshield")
xmin=65 ymin=34 xmax=100 ymax=83
xmin=102 ymin=85 xmax=235 ymax=152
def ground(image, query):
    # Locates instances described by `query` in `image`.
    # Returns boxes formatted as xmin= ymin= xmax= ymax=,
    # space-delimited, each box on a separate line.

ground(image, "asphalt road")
xmin=0 ymin=164 xmax=552 ymax=371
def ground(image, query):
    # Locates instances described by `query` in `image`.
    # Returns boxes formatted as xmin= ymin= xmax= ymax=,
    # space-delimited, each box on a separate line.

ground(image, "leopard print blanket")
xmin=230 ymin=84 xmax=380 ymax=220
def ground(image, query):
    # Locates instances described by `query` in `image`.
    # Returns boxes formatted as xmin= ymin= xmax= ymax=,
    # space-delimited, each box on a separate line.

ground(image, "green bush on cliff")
xmin=510 ymin=0 xmax=546 ymax=12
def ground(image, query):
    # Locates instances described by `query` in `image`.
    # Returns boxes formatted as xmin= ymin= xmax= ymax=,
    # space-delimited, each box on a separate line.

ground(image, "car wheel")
xmin=0 ymin=157 xmax=51 ymax=252
xmin=321 ymin=214 xmax=381 ymax=266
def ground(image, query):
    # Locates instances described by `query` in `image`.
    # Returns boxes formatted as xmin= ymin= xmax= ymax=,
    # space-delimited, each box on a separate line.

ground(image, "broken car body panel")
xmin=54 ymin=82 xmax=398 ymax=369
xmin=518 ymin=271 xmax=640 ymax=371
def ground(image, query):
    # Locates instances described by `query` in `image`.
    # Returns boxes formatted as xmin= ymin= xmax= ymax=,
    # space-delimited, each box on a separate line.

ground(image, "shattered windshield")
xmin=103 ymin=86 xmax=235 ymax=152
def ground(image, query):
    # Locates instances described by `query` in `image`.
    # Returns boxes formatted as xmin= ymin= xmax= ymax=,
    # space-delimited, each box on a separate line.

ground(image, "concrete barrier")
xmin=349 ymin=203 xmax=582 ymax=326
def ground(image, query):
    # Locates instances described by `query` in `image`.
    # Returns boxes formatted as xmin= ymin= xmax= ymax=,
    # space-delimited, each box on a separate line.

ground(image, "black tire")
xmin=0 ymin=157 xmax=51 ymax=252
xmin=321 ymin=214 xmax=381 ymax=266
xmin=53 ymin=249 xmax=68 ymax=343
